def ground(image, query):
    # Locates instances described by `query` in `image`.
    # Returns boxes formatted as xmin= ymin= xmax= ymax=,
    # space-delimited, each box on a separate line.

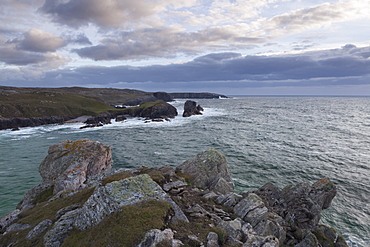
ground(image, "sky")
xmin=1 ymin=0 xmax=370 ymax=95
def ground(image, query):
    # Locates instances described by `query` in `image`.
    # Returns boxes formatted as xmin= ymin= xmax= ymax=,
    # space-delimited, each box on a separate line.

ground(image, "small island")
xmin=0 ymin=139 xmax=348 ymax=247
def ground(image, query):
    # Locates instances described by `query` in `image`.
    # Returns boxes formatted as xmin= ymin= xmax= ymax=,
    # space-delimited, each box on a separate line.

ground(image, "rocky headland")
xmin=0 ymin=139 xmax=348 ymax=247
xmin=0 ymin=86 xmax=224 ymax=130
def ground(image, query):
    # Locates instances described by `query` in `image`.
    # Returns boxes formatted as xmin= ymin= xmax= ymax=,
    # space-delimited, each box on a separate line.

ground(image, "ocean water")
xmin=0 ymin=97 xmax=369 ymax=246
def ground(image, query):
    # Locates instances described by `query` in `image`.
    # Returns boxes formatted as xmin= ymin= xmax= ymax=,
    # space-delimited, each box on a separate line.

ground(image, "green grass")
xmin=62 ymin=200 xmax=172 ymax=247
xmin=0 ymin=187 xmax=95 ymax=247
xmin=0 ymin=90 xmax=117 ymax=118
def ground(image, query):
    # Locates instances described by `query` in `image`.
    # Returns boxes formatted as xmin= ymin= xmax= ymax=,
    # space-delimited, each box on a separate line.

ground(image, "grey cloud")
xmin=64 ymin=33 xmax=92 ymax=45
xmin=0 ymin=47 xmax=47 ymax=65
xmin=46 ymin=46 xmax=370 ymax=86
xmin=3 ymin=45 xmax=370 ymax=92
xmin=39 ymin=0 xmax=158 ymax=28
xmin=265 ymin=2 xmax=355 ymax=37
xmin=18 ymin=29 xmax=66 ymax=52
xmin=74 ymin=27 xmax=263 ymax=61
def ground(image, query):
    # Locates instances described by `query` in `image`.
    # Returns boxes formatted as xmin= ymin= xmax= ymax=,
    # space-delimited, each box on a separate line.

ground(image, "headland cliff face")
xmin=0 ymin=139 xmax=348 ymax=247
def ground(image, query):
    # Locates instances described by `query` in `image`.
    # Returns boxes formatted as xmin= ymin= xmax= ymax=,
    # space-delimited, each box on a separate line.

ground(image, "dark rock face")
xmin=153 ymin=92 xmax=173 ymax=102
xmin=182 ymin=100 xmax=203 ymax=117
xmin=0 ymin=116 xmax=67 ymax=130
xmin=80 ymin=112 xmax=114 ymax=129
xmin=128 ymin=100 xmax=178 ymax=119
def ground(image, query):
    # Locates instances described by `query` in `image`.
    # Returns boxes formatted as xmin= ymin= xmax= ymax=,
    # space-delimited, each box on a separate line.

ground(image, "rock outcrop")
xmin=182 ymin=100 xmax=204 ymax=117
xmin=0 ymin=116 xmax=67 ymax=130
xmin=38 ymin=139 xmax=112 ymax=194
xmin=126 ymin=100 xmax=178 ymax=119
xmin=0 ymin=140 xmax=347 ymax=247
xmin=176 ymin=148 xmax=234 ymax=194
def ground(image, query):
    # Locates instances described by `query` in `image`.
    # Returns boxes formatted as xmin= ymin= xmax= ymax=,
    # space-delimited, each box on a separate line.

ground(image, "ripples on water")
xmin=0 ymin=97 xmax=369 ymax=246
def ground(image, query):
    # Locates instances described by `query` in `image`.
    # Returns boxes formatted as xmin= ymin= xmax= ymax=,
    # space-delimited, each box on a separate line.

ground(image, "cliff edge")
xmin=0 ymin=140 xmax=347 ymax=247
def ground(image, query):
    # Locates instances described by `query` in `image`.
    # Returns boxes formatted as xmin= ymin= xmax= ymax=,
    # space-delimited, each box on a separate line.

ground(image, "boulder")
xmin=176 ymin=148 xmax=234 ymax=194
xmin=182 ymin=100 xmax=203 ymax=117
xmin=207 ymin=232 xmax=220 ymax=247
xmin=39 ymin=139 xmax=113 ymax=194
xmin=137 ymin=229 xmax=179 ymax=247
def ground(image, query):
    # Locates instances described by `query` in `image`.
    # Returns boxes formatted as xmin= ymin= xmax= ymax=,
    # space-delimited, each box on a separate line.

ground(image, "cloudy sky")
xmin=1 ymin=0 xmax=370 ymax=95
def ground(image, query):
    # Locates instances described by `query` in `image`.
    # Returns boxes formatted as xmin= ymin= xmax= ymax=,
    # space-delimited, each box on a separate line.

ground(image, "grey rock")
xmin=176 ymin=148 xmax=234 ymax=194
xmin=0 ymin=209 xmax=20 ymax=231
xmin=73 ymin=174 xmax=169 ymax=230
xmin=280 ymin=182 xmax=321 ymax=231
xmin=44 ymin=209 xmax=79 ymax=247
xmin=294 ymin=232 xmax=319 ymax=247
xmin=163 ymin=180 xmax=188 ymax=192
xmin=163 ymin=197 xmax=189 ymax=224
xmin=137 ymin=229 xmax=176 ymax=247
xmin=217 ymin=218 xmax=243 ymax=241
xmin=216 ymin=193 xmax=243 ymax=207
xmin=253 ymin=213 xmax=286 ymax=244
xmin=39 ymin=139 xmax=113 ymax=194
xmin=26 ymin=219 xmax=52 ymax=240
xmin=243 ymin=235 xmax=279 ymax=247
xmin=309 ymin=178 xmax=337 ymax=210
xmin=234 ymin=193 xmax=266 ymax=221
xmin=4 ymin=223 xmax=30 ymax=233
xmin=55 ymin=204 xmax=81 ymax=220
xmin=17 ymin=183 xmax=53 ymax=211
xmin=335 ymin=234 xmax=349 ymax=247
xmin=207 ymin=232 xmax=219 ymax=247
xmin=203 ymin=191 xmax=219 ymax=200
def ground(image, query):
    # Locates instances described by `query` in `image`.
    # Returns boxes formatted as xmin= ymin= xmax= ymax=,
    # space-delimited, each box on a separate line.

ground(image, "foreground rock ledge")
xmin=0 ymin=139 xmax=348 ymax=247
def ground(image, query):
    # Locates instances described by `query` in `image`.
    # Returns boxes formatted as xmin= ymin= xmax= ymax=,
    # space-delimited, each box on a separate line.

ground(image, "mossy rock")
xmin=62 ymin=200 xmax=172 ymax=247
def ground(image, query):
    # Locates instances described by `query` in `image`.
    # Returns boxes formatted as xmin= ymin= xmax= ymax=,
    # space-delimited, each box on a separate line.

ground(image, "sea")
xmin=0 ymin=96 xmax=369 ymax=246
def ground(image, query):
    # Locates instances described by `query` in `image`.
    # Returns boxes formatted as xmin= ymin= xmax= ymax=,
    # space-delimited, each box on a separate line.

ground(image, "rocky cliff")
xmin=0 ymin=140 xmax=347 ymax=247
xmin=170 ymin=93 xmax=228 ymax=99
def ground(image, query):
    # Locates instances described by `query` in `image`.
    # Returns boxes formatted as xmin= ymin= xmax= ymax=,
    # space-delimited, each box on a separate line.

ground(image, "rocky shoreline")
xmin=0 ymin=139 xmax=348 ymax=247
xmin=0 ymin=86 xmax=219 ymax=130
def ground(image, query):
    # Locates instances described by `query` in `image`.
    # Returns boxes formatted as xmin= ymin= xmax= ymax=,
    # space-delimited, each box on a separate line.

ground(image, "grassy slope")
xmin=0 ymin=91 xmax=116 ymax=118
xmin=0 ymin=86 xmax=154 ymax=118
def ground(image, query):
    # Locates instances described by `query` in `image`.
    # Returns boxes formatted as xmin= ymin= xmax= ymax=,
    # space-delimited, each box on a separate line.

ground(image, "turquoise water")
xmin=0 ymin=97 xmax=369 ymax=246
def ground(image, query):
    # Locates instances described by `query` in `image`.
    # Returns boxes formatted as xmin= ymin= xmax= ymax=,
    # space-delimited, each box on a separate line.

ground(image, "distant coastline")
xmin=0 ymin=86 xmax=227 ymax=130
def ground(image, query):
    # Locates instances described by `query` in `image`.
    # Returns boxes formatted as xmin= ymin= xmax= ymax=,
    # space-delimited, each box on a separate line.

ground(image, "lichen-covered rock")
xmin=207 ymin=232 xmax=220 ymax=247
xmin=44 ymin=174 xmax=188 ymax=246
xmin=0 ymin=209 xmax=20 ymax=231
xmin=26 ymin=219 xmax=52 ymax=240
xmin=234 ymin=193 xmax=266 ymax=222
xmin=39 ymin=139 xmax=113 ymax=193
xmin=4 ymin=223 xmax=31 ymax=234
xmin=243 ymin=235 xmax=279 ymax=247
xmin=137 ymin=229 xmax=180 ymax=247
xmin=176 ymin=148 xmax=234 ymax=194
xmin=17 ymin=183 xmax=53 ymax=211
xmin=73 ymin=174 xmax=170 ymax=230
